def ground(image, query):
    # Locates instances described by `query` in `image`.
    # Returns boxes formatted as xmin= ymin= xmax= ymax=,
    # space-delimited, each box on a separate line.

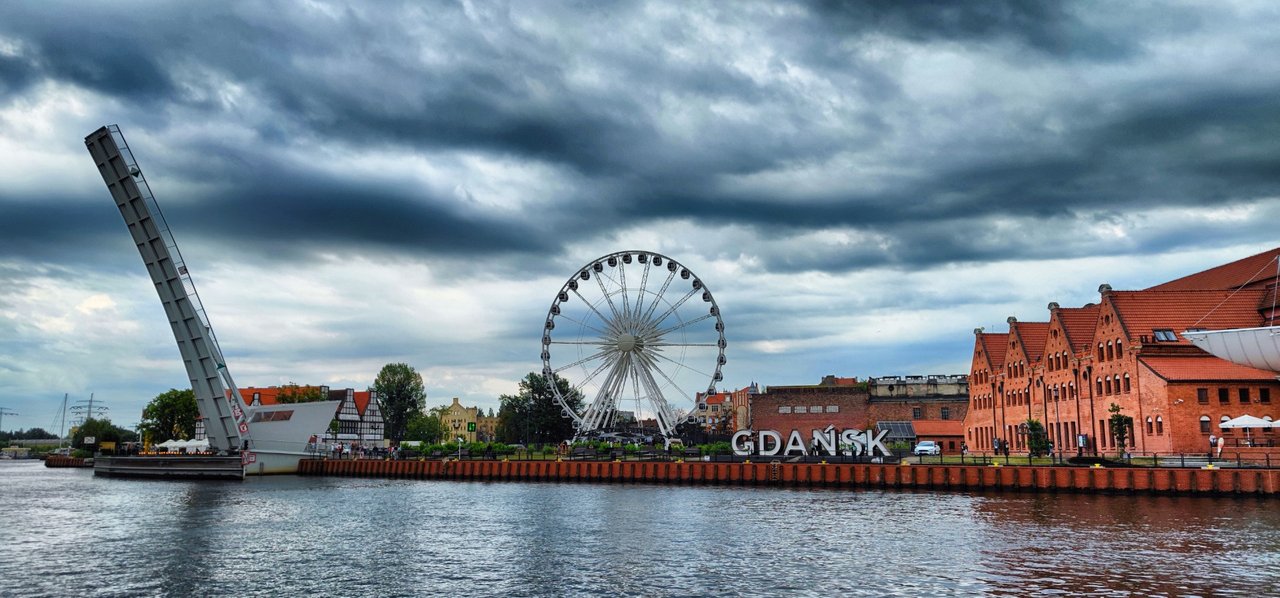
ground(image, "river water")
xmin=1 ymin=461 xmax=1277 ymax=597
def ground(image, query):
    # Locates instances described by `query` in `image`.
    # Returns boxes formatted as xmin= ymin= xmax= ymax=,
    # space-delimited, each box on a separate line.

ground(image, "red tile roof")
xmin=1056 ymin=304 xmax=1100 ymax=352
xmin=1109 ymin=289 xmax=1266 ymax=345
xmin=1011 ymin=321 xmax=1050 ymax=361
xmin=913 ymin=420 xmax=964 ymax=436
xmin=979 ymin=333 xmax=1009 ymax=369
xmin=352 ymin=391 xmax=373 ymax=414
xmin=698 ymin=392 xmax=730 ymax=405
xmin=1140 ymin=356 xmax=1279 ymax=382
xmin=1147 ymin=247 xmax=1280 ymax=291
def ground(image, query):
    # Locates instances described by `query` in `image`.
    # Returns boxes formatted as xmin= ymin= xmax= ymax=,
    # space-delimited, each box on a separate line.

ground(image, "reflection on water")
xmin=2 ymin=460 xmax=1277 ymax=596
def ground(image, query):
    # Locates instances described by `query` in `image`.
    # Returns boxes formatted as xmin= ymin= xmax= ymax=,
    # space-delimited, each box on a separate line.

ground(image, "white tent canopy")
xmin=1219 ymin=415 xmax=1274 ymax=429
xmin=155 ymin=439 xmax=211 ymax=450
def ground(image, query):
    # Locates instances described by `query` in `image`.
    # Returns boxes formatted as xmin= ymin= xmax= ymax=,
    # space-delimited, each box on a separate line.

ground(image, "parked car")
xmin=912 ymin=441 xmax=941 ymax=456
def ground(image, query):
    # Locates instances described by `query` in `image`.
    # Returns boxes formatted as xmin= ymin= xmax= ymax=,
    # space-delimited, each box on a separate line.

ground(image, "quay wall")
xmin=44 ymin=456 xmax=91 ymax=468
xmin=296 ymin=459 xmax=1280 ymax=496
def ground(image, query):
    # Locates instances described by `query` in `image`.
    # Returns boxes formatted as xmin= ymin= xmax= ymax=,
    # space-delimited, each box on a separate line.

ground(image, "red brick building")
xmin=749 ymin=383 xmax=870 ymax=437
xmin=750 ymin=375 xmax=969 ymax=452
xmin=964 ymin=247 xmax=1280 ymax=456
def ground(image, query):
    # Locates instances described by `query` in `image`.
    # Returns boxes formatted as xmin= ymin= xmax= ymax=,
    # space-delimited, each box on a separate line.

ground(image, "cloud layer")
xmin=2 ymin=1 xmax=1278 ymax=430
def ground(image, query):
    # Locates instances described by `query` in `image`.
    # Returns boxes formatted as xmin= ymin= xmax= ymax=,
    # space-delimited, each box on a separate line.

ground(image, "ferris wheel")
xmin=541 ymin=250 xmax=726 ymax=440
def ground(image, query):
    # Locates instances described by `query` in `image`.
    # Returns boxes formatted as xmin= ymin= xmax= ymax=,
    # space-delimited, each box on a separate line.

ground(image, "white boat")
xmin=1183 ymin=326 xmax=1280 ymax=373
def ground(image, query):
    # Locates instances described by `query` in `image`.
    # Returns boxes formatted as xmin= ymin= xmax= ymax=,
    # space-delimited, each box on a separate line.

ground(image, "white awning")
xmin=1183 ymin=326 xmax=1280 ymax=372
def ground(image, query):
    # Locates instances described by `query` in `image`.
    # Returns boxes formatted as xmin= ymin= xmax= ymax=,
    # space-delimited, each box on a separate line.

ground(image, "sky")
xmin=2 ymin=1 xmax=1279 ymax=434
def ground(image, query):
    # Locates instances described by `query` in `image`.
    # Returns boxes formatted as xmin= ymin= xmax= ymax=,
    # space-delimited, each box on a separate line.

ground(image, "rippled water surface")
xmin=2 ymin=460 xmax=1278 ymax=596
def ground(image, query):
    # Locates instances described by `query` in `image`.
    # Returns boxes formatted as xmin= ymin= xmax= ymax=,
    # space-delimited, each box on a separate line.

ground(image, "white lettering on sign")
xmin=731 ymin=428 xmax=892 ymax=457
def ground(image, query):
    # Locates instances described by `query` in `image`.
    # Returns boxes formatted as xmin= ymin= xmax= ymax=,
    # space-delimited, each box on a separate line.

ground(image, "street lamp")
xmin=452 ymin=421 xmax=461 ymax=459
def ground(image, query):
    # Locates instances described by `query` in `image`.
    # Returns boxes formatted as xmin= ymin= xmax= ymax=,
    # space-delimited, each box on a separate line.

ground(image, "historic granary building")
xmin=965 ymin=247 xmax=1280 ymax=456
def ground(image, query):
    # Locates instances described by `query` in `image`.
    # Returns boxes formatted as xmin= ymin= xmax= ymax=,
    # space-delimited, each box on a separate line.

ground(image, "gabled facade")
xmin=966 ymin=331 xmax=1007 ymax=452
xmin=962 ymin=247 xmax=1280 ymax=456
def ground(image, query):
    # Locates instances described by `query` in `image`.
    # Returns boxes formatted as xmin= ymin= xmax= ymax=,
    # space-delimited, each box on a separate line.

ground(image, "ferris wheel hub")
xmin=617 ymin=333 xmax=638 ymax=352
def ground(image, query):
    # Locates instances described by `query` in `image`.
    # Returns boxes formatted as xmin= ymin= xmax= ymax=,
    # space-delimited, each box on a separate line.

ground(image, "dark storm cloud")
xmin=2 ymin=0 xmax=1278 ymax=277
xmin=812 ymin=0 xmax=1139 ymax=60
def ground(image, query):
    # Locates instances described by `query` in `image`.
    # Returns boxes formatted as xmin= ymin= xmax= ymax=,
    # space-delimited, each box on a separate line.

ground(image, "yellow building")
xmin=440 ymin=397 xmax=499 ymax=443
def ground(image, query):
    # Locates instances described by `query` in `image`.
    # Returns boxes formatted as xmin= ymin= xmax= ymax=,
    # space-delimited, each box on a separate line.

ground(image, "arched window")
xmin=1116 ymin=340 xmax=1124 ymax=359
xmin=1069 ymin=382 xmax=1076 ymax=398
xmin=1146 ymin=416 xmax=1153 ymax=435
xmin=1156 ymin=416 xmax=1164 ymax=435
xmin=1199 ymin=415 xmax=1211 ymax=433
xmin=1096 ymin=377 xmax=1104 ymax=395
xmin=1107 ymin=341 xmax=1114 ymax=360
xmin=1097 ymin=343 xmax=1105 ymax=361
xmin=1123 ymin=374 xmax=1131 ymax=393
xmin=1105 ymin=377 xmax=1113 ymax=395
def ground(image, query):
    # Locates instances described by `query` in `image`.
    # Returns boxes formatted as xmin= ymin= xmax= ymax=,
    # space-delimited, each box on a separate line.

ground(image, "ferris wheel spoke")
xmin=573 ymin=351 xmax=622 ymax=393
xmin=617 ymin=262 xmax=632 ymax=325
xmin=647 ymin=313 xmax=716 ymax=341
xmin=634 ymin=260 xmax=651 ymax=321
xmin=634 ymin=358 xmax=676 ymax=435
xmin=553 ymin=347 xmax=617 ymax=374
xmin=549 ymin=340 xmax=613 ymax=346
xmin=646 ymin=342 xmax=720 ymax=347
xmin=571 ymin=288 xmax=619 ymax=335
xmin=556 ymin=311 xmax=615 ymax=339
xmin=647 ymin=348 xmax=716 ymax=381
xmin=635 ymin=352 xmax=694 ymax=423
xmin=639 ymin=269 xmax=677 ymax=325
xmin=594 ymin=272 xmax=625 ymax=328
xmin=647 ymin=286 xmax=700 ymax=333
xmin=583 ymin=353 xmax=627 ymax=428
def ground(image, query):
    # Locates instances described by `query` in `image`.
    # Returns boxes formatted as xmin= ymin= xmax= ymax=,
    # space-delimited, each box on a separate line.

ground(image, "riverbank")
xmin=298 ymin=458 xmax=1280 ymax=496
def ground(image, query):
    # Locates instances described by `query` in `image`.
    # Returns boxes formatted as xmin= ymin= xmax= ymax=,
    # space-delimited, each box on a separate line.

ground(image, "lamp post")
xmin=452 ymin=421 xmax=461 ymax=459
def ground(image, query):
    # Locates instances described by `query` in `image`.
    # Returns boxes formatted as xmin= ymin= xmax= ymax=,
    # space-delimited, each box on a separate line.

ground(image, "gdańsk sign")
xmin=731 ymin=426 xmax=891 ymax=457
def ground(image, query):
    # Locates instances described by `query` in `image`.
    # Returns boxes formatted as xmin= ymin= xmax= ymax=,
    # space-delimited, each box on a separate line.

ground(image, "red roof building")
xmin=964 ymin=248 xmax=1280 ymax=456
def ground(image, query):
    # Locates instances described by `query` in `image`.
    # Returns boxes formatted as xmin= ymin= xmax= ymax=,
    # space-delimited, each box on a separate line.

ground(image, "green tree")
xmin=404 ymin=411 xmax=444 ymax=443
xmin=1108 ymin=403 xmax=1134 ymax=457
xmin=372 ymin=363 xmax=427 ymax=442
xmin=72 ymin=417 xmax=137 ymax=449
xmin=496 ymin=372 xmax=583 ymax=445
xmin=1024 ymin=419 xmax=1049 ymax=457
xmin=138 ymin=388 xmax=198 ymax=443
xmin=277 ymin=382 xmax=329 ymax=403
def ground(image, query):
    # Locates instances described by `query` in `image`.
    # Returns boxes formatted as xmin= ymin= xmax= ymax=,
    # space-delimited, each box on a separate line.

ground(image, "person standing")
xmin=1208 ymin=434 xmax=1218 ymax=460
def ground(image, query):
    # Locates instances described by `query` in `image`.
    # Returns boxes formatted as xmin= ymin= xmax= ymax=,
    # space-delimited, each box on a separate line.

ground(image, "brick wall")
xmin=751 ymin=387 xmax=869 ymax=435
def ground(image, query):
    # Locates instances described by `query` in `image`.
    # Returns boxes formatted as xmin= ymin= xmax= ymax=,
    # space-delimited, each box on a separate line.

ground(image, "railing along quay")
xmin=297 ymin=458 xmax=1280 ymax=496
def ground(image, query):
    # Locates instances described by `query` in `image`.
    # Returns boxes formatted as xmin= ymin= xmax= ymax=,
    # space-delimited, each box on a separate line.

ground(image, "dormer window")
xmin=1153 ymin=329 xmax=1177 ymax=342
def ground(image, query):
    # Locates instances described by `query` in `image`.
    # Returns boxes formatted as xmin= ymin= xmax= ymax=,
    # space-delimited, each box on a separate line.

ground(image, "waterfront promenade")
xmin=298 ymin=458 xmax=1280 ymax=496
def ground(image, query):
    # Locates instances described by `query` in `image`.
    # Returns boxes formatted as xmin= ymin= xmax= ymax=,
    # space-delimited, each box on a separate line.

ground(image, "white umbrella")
xmin=155 ymin=439 xmax=180 ymax=449
xmin=1219 ymin=414 xmax=1272 ymax=429
xmin=1219 ymin=414 xmax=1273 ymax=445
